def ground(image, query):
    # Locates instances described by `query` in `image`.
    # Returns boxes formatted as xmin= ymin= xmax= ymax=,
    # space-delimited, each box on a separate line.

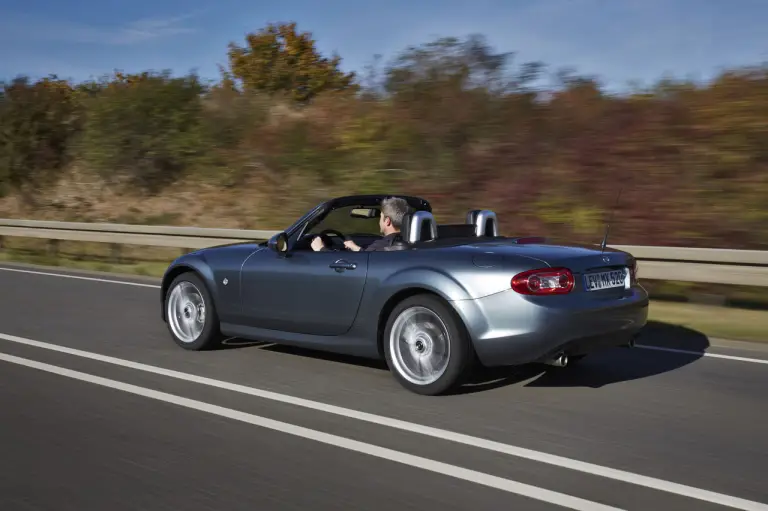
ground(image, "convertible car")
xmin=160 ymin=194 xmax=648 ymax=395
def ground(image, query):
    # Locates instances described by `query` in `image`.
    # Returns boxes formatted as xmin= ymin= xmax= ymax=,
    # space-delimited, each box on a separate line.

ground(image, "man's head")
xmin=379 ymin=196 xmax=410 ymax=236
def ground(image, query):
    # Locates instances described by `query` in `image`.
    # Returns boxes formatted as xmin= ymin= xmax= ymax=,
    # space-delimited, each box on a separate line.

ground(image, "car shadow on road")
xmin=454 ymin=321 xmax=711 ymax=394
xmin=247 ymin=342 xmax=390 ymax=370
xmin=216 ymin=321 xmax=711 ymax=395
xmin=219 ymin=337 xmax=276 ymax=350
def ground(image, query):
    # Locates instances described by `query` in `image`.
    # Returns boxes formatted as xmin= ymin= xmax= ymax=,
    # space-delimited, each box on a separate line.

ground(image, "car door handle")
xmin=329 ymin=260 xmax=357 ymax=271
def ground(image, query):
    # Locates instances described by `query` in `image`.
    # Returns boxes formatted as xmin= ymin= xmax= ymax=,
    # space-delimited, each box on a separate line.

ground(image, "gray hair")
xmin=380 ymin=197 xmax=411 ymax=228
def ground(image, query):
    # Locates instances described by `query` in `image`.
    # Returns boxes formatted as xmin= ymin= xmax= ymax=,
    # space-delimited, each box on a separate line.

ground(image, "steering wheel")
xmin=317 ymin=229 xmax=349 ymax=250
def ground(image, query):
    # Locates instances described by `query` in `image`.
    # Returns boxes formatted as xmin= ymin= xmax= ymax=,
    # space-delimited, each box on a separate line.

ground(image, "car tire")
xmin=384 ymin=294 xmax=474 ymax=396
xmin=164 ymin=271 xmax=223 ymax=351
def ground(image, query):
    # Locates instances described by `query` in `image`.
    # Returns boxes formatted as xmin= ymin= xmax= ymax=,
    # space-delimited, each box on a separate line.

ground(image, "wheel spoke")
xmin=420 ymin=356 xmax=436 ymax=377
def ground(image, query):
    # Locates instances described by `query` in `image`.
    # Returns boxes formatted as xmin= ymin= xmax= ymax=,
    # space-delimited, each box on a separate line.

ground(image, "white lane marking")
xmin=0 ymin=352 xmax=622 ymax=511
xmin=0 ymin=266 xmax=160 ymax=288
xmin=1 ymin=333 xmax=766 ymax=511
xmin=637 ymin=345 xmax=768 ymax=365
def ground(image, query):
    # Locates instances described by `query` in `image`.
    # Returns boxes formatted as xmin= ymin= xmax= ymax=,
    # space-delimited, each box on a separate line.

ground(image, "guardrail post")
xmin=47 ymin=239 xmax=59 ymax=257
xmin=110 ymin=243 xmax=121 ymax=264
xmin=0 ymin=235 xmax=4 ymax=250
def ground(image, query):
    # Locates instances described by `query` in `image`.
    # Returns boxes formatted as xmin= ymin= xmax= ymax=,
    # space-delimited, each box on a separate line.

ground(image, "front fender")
xmin=160 ymin=254 xmax=218 ymax=320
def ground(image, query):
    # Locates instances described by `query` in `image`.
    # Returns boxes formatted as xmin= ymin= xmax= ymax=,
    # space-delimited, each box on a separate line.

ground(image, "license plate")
xmin=584 ymin=269 xmax=627 ymax=291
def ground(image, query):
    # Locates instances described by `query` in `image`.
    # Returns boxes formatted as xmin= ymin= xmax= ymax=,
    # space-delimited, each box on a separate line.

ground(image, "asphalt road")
xmin=1 ymin=262 xmax=767 ymax=511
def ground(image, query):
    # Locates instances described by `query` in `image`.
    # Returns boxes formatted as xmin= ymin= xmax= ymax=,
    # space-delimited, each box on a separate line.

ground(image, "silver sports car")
xmin=161 ymin=194 xmax=649 ymax=395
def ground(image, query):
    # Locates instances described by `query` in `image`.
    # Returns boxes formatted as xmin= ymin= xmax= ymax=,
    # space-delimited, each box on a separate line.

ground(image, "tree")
xmin=382 ymin=34 xmax=525 ymax=97
xmin=79 ymin=71 xmax=208 ymax=191
xmin=225 ymin=22 xmax=358 ymax=102
xmin=0 ymin=75 xmax=82 ymax=196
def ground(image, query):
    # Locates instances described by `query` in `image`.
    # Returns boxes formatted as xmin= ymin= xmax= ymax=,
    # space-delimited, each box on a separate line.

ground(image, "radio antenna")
xmin=600 ymin=188 xmax=623 ymax=253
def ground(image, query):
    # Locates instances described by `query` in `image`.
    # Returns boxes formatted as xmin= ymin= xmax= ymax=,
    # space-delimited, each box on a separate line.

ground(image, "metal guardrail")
xmin=0 ymin=218 xmax=277 ymax=248
xmin=0 ymin=218 xmax=766 ymax=286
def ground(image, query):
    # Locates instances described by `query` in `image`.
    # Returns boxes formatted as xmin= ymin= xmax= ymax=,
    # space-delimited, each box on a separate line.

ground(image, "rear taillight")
xmin=511 ymin=267 xmax=574 ymax=295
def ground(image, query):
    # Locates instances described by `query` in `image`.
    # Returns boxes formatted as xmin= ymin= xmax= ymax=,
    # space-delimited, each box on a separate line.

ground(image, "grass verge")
xmin=0 ymin=251 xmax=170 ymax=277
xmin=647 ymin=301 xmax=768 ymax=344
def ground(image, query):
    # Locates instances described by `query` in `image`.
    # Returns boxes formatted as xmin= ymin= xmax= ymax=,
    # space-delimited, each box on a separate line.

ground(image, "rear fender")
xmin=378 ymin=267 xmax=473 ymax=303
xmin=364 ymin=268 xmax=474 ymax=358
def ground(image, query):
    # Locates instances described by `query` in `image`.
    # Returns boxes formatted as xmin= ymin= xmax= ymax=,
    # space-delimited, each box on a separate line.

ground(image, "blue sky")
xmin=1 ymin=0 xmax=766 ymax=91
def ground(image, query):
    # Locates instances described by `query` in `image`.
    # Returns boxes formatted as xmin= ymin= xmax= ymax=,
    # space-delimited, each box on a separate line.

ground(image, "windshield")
xmin=307 ymin=205 xmax=382 ymax=236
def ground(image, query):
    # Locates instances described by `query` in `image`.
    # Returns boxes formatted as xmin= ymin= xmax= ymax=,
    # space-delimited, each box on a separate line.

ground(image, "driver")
xmin=311 ymin=196 xmax=411 ymax=252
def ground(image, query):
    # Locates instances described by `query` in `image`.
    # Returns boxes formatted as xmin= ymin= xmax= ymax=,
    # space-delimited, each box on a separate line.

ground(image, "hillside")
xmin=2 ymin=24 xmax=767 ymax=249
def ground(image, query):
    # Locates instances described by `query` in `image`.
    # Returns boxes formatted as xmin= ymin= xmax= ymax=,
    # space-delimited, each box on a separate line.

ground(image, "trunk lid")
xmin=474 ymin=240 xmax=633 ymax=274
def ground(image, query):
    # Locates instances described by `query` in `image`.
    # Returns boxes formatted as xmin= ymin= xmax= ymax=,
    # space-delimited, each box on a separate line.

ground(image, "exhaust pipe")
xmin=544 ymin=353 xmax=569 ymax=367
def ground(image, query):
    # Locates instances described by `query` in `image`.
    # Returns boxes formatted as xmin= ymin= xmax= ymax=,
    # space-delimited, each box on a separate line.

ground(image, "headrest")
xmin=401 ymin=210 xmax=437 ymax=243
xmin=465 ymin=209 xmax=499 ymax=237
xmin=399 ymin=212 xmax=413 ymax=242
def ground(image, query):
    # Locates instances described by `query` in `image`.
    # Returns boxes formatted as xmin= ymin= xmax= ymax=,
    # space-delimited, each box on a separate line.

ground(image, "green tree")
xmin=225 ymin=22 xmax=358 ymax=102
xmin=79 ymin=71 xmax=208 ymax=191
xmin=0 ymin=75 xmax=82 ymax=197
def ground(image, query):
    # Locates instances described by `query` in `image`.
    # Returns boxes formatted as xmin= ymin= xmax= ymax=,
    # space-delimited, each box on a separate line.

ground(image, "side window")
xmin=308 ymin=206 xmax=381 ymax=235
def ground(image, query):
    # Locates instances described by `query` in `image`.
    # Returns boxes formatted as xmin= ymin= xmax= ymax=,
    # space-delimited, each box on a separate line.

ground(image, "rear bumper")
xmin=451 ymin=286 xmax=649 ymax=367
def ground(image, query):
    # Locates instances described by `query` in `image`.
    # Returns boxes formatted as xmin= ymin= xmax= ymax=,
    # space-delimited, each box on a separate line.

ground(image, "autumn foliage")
xmin=226 ymin=22 xmax=357 ymax=102
xmin=0 ymin=24 xmax=766 ymax=248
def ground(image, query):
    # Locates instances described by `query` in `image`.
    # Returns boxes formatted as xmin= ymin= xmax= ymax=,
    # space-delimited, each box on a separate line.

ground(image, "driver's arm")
xmin=344 ymin=240 xmax=361 ymax=251
xmin=359 ymin=237 xmax=393 ymax=251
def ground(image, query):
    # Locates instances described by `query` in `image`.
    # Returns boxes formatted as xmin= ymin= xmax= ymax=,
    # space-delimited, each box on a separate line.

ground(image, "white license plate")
xmin=584 ymin=269 xmax=627 ymax=291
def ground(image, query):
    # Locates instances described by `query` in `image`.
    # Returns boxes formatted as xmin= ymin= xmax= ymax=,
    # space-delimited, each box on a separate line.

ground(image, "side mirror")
xmin=268 ymin=232 xmax=289 ymax=253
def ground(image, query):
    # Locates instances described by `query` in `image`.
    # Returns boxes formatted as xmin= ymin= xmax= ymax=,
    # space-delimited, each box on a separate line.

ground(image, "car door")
xmin=239 ymin=248 xmax=370 ymax=336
